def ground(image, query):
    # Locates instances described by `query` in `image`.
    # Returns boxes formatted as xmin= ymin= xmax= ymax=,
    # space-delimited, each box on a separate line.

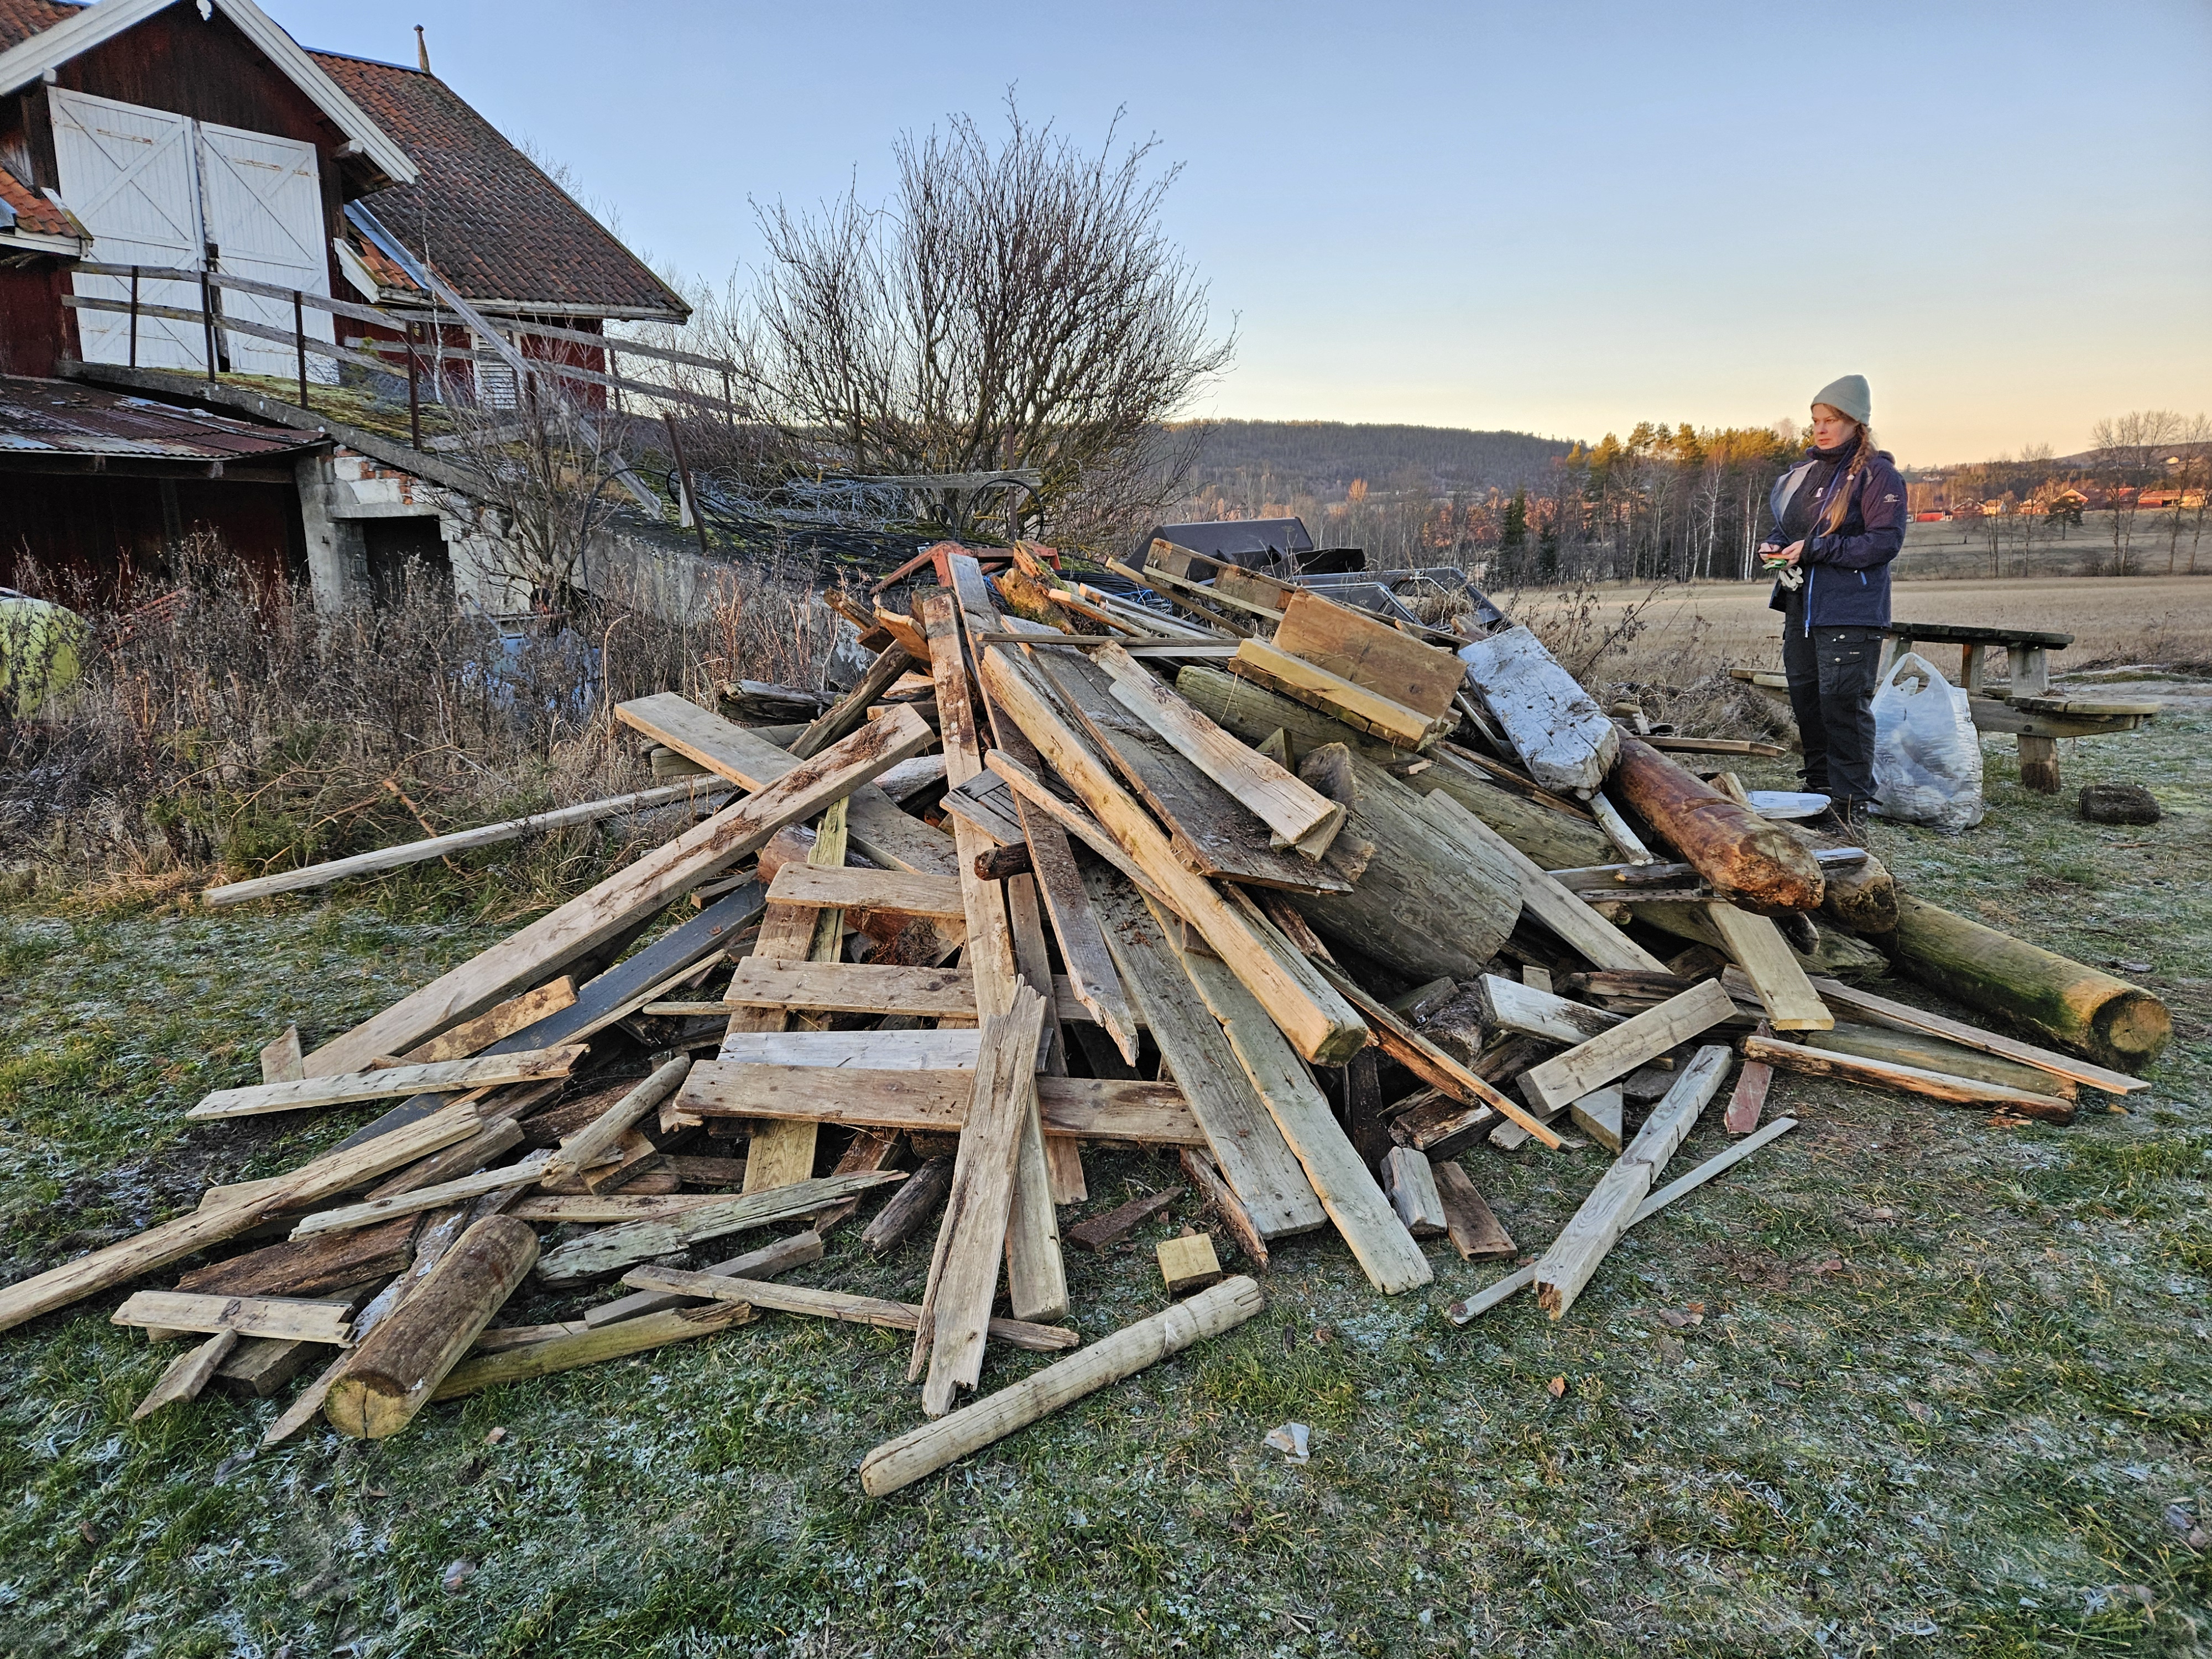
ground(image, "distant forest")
xmin=1174 ymin=420 xmax=1574 ymax=502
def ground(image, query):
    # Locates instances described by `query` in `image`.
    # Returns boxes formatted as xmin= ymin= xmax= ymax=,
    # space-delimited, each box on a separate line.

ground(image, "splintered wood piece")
xmin=1704 ymin=903 xmax=1832 ymax=1030
xmin=1157 ymin=1230 xmax=1225 ymax=1296
xmin=533 ymin=1170 xmax=908 ymax=1286
xmin=324 ymin=1215 xmax=538 ymax=1438
xmin=1569 ymin=1087 xmax=1625 ymax=1152
xmin=1091 ymin=641 xmax=1345 ymax=850
xmin=1178 ymin=1147 xmax=1268 ymax=1267
xmin=132 ymin=1331 xmax=239 ymax=1418
xmin=810 ymin=1128 xmax=907 ymax=1235
xmin=1723 ymin=1057 xmax=1773 ymax=1135
xmin=1456 ymin=625 xmax=1620 ymax=794
xmin=302 ymin=711 xmax=933 ymax=1079
xmin=1430 ymin=1160 xmax=1516 ymax=1260
xmin=434 ymin=1302 xmax=758 ymax=1401
xmin=1269 ymin=589 xmax=1467 ymax=719
xmin=863 ymin=1276 xmax=1265 ymax=1496
xmin=1518 ymin=979 xmax=1739 ymax=1116
xmin=113 ymin=1290 xmax=355 ymax=1345
xmin=260 ymin=1025 xmax=304 ymax=1084
xmin=915 ymin=986 xmax=1049 ymax=1415
xmin=541 ymin=1056 xmax=692 ymax=1183
xmin=365 ymin=1119 xmax=525 ymax=1202
xmin=175 ymin=1215 xmax=417 ymax=1299
xmin=1381 ymin=1147 xmax=1448 ymax=1238
xmin=398 ymin=978 xmax=578 ymax=1065
xmin=1479 ymin=974 xmax=1625 ymax=1046
xmin=980 ymin=654 xmax=1368 ymax=1065
xmin=860 ymin=1156 xmax=954 ymax=1255
xmin=289 ymin=1151 xmax=554 ymax=1238
xmin=1081 ymin=872 xmax=1323 ymax=1239
xmin=188 ymin=1046 xmax=586 ymax=1120
xmin=675 ymin=1063 xmax=1202 ymax=1144
xmin=1229 ymin=637 xmax=1453 ymax=750
xmin=619 ymin=1265 xmax=1077 ymax=1353
xmin=1417 ymin=791 xmax=1666 ymax=973
xmin=583 ymin=1230 xmax=822 ymax=1328
xmin=765 ymin=864 xmax=966 ymax=920
xmin=1065 ymin=1188 xmax=1181 ymax=1253
xmin=1533 ymin=1045 xmax=1733 ymax=1320
xmin=1741 ymin=1034 xmax=2077 ymax=1123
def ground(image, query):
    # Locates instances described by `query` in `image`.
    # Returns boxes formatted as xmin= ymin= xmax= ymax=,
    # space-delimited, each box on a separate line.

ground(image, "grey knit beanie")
xmin=1811 ymin=374 xmax=1871 ymax=425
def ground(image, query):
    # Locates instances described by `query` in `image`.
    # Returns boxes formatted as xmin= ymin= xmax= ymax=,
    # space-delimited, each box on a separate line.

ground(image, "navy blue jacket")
xmin=1766 ymin=448 xmax=1906 ymax=632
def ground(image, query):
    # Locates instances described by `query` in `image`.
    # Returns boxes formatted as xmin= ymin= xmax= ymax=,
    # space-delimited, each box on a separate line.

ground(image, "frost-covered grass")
xmin=0 ymin=702 xmax=2207 ymax=1657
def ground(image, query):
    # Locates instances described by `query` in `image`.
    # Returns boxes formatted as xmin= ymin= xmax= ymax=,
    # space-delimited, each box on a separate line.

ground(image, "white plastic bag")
xmin=1871 ymin=651 xmax=1984 ymax=832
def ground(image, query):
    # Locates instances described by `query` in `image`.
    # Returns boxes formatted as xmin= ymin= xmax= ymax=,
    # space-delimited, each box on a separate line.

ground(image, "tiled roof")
xmin=0 ymin=168 xmax=76 ymax=239
xmin=311 ymin=51 xmax=688 ymax=322
xmin=0 ymin=374 xmax=324 ymax=461
xmin=0 ymin=0 xmax=79 ymax=54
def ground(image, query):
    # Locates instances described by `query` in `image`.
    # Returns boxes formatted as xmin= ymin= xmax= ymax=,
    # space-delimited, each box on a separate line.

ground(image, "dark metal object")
xmin=197 ymin=266 xmax=218 ymax=384
xmin=127 ymin=265 xmax=139 ymax=368
xmin=293 ymin=289 xmax=307 ymax=411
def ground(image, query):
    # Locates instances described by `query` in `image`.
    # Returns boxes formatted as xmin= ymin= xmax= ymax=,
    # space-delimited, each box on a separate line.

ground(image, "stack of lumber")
xmin=0 ymin=539 xmax=2166 ymax=1489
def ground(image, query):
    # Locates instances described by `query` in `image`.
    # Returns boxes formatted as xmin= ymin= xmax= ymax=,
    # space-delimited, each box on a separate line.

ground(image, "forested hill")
xmin=1174 ymin=420 xmax=1577 ymax=499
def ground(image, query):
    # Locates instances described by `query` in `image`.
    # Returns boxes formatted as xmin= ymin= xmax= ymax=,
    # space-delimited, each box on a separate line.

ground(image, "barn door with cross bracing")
xmin=194 ymin=118 xmax=337 ymax=379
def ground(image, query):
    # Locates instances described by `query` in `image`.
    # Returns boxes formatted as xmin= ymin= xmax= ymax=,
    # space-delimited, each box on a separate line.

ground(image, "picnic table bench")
xmin=1732 ymin=620 xmax=2158 ymax=795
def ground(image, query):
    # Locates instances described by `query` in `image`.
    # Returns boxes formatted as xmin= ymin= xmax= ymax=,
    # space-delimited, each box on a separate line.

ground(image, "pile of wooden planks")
xmin=0 ymin=541 xmax=2164 ymax=1488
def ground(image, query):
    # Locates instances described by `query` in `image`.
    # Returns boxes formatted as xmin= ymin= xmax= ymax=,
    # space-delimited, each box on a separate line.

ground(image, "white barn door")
xmin=196 ymin=118 xmax=337 ymax=380
xmin=49 ymin=87 xmax=207 ymax=369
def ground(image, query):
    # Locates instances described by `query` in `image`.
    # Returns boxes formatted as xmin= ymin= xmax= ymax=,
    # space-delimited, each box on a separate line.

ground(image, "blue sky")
xmin=281 ymin=0 xmax=2209 ymax=466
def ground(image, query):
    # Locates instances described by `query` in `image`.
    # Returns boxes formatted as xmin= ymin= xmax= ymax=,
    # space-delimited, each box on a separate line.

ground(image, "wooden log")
xmin=1884 ymin=894 xmax=2170 ymax=1072
xmin=1457 ymin=625 xmax=1620 ymax=795
xmin=860 ymin=1157 xmax=954 ymax=1255
xmin=186 ymin=1046 xmax=586 ymax=1120
xmin=1533 ymin=1045 xmax=1732 ymax=1319
xmin=1773 ymin=822 xmax=1897 ymax=935
xmin=1610 ymin=734 xmax=1824 ymax=914
xmin=1518 ymin=979 xmax=1738 ymax=1115
xmin=540 ymin=1056 xmax=692 ymax=1183
xmin=1431 ymin=1161 xmax=1516 ymax=1259
xmin=1800 ymin=972 xmax=2147 ymax=1095
xmin=1741 ymin=1034 xmax=2077 ymax=1123
xmin=113 ymin=1291 xmax=354 ymax=1345
xmin=132 ymin=1331 xmax=239 ymax=1418
xmin=302 ymin=708 xmax=935 ymax=1077
xmin=584 ymin=1230 xmax=822 ymax=1327
xmin=1805 ymin=1021 xmax=2077 ymax=1099
xmin=0 ymin=1103 xmax=481 ymax=1335
xmin=433 ymin=1302 xmax=758 ymax=1401
xmin=974 ymin=842 xmax=1035 ymax=883
xmin=323 ymin=1215 xmax=538 ymax=1438
xmin=620 ymin=1265 xmax=1078 ymax=1353
xmin=534 ymin=1170 xmax=907 ymax=1285
xmin=1703 ymin=904 xmax=1832 ymax=1031
xmin=1381 ymin=1147 xmax=1448 ymax=1237
xmin=980 ymin=651 xmax=1368 ymax=1065
xmin=675 ymin=1063 xmax=1203 ymax=1145
xmin=175 ymin=1215 xmax=417 ymax=1298
xmin=1451 ymin=1112 xmax=1794 ymax=1326
xmin=916 ymin=987 xmax=1048 ymax=1413
xmin=1271 ymin=589 xmax=1467 ymax=718
xmin=1065 ymin=1189 xmax=1181 ymax=1252
xmin=860 ymin=1276 xmax=1266 ymax=1496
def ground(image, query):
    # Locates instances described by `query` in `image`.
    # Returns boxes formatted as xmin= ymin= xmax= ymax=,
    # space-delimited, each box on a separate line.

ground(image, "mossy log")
xmin=1884 ymin=894 xmax=2170 ymax=1071
xmin=1611 ymin=735 xmax=1824 ymax=913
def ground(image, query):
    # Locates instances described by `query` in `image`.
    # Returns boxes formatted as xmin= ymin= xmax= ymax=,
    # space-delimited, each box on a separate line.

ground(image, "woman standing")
xmin=1759 ymin=374 xmax=1907 ymax=834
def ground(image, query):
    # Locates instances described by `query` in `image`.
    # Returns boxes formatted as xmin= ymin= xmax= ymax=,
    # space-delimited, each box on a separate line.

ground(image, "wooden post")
xmin=128 ymin=264 xmax=140 ymax=368
xmin=293 ymin=289 xmax=308 ymax=411
xmin=406 ymin=321 xmax=422 ymax=450
xmin=662 ymin=411 xmax=712 ymax=559
xmin=198 ymin=265 xmax=218 ymax=384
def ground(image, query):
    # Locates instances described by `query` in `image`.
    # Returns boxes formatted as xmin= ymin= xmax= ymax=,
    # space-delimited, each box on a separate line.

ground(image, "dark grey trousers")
xmin=1783 ymin=625 xmax=1884 ymax=804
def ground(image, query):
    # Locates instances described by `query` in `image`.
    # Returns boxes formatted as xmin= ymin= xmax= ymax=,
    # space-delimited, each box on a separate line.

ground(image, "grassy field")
xmin=2 ymin=689 xmax=2209 ymax=1656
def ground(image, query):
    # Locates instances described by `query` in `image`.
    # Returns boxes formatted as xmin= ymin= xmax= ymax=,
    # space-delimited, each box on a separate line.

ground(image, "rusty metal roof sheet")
xmin=0 ymin=375 xmax=325 ymax=461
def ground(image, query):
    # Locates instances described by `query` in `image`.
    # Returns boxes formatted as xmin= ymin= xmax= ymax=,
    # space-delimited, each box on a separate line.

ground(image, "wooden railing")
xmin=65 ymin=260 xmax=742 ymax=448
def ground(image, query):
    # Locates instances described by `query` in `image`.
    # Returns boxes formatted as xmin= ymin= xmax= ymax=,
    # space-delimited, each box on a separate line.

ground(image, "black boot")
xmin=1827 ymin=798 xmax=1870 ymax=845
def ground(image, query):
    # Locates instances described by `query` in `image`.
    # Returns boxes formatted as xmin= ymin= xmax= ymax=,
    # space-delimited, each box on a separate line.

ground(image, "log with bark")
xmin=1609 ymin=734 xmax=1824 ymax=914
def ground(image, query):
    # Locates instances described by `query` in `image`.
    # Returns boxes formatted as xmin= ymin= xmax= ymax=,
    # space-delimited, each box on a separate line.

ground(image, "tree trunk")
xmin=1879 ymin=894 xmax=2169 ymax=1070
xmin=1610 ymin=734 xmax=1824 ymax=913
xmin=324 ymin=1214 xmax=538 ymax=1439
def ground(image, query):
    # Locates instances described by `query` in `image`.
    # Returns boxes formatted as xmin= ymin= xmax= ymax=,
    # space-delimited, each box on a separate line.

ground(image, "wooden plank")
xmin=1704 ymin=904 xmax=1833 ymax=1031
xmin=289 ymin=1151 xmax=554 ymax=1237
xmin=860 ymin=1159 xmax=953 ymax=1256
xmin=533 ymin=1170 xmax=909 ymax=1285
xmin=302 ymin=707 xmax=935 ymax=1076
xmin=1741 ymin=1035 xmax=2077 ymax=1123
xmin=176 ymin=1215 xmax=418 ymax=1298
xmin=433 ymin=1302 xmax=758 ymax=1400
xmin=862 ymin=1277 xmax=1265 ymax=1497
xmin=1479 ymin=974 xmax=1625 ymax=1046
xmin=1807 ymin=1022 xmax=2074 ymax=1098
xmin=711 ymin=1029 xmax=983 ymax=1068
xmin=980 ymin=651 xmax=1368 ymax=1065
xmin=1270 ymin=589 xmax=1467 ymax=718
xmin=1571 ymin=1086 xmax=1625 ymax=1152
xmin=112 ymin=1291 xmax=356 ymax=1345
xmin=698 ymin=962 xmax=978 ymax=1018
xmin=619 ymin=1265 xmax=1077 ymax=1353
xmin=1167 ymin=913 xmax=1432 ymax=1295
xmin=1036 ymin=646 xmax=1349 ymax=892
xmin=1456 ymin=624 xmax=1620 ymax=794
xmin=1065 ymin=1189 xmax=1181 ymax=1252
xmin=1381 ymin=1146 xmax=1449 ymax=1237
xmin=916 ymin=987 xmax=1048 ymax=1414
xmin=1723 ymin=1057 xmax=1772 ymax=1135
xmin=1532 ymin=1045 xmax=1733 ymax=1319
xmin=1517 ymin=978 xmax=1739 ymax=1115
xmin=539 ymin=1056 xmax=693 ymax=1183
xmin=676 ymin=1063 xmax=1203 ymax=1145
xmin=1431 ymin=1161 xmax=1516 ymax=1260
xmin=187 ymin=1046 xmax=586 ymax=1120
xmin=927 ymin=580 xmax=1066 ymax=1324
xmin=1417 ymin=791 xmax=1667 ymax=972
xmin=396 ymin=978 xmax=578 ymax=1065
xmin=765 ymin=864 xmax=965 ymax=920
xmin=260 ymin=1024 xmax=303 ymax=1083
xmin=1082 ymin=870 xmax=1325 ymax=1238
xmin=1090 ymin=642 xmax=1344 ymax=849
xmin=1799 ymin=973 xmax=2148 ymax=1094
xmin=509 ymin=1193 xmax=734 ymax=1223
xmin=1228 ymin=636 xmax=1452 ymax=750
xmin=132 ymin=1331 xmax=239 ymax=1418
xmin=583 ymin=1230 xmax=822 ymax=1328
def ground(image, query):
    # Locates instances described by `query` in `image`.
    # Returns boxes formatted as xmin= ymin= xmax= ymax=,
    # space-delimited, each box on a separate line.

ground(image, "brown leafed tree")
xmin=729 ymin=101 xmax=1235 ymax=550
